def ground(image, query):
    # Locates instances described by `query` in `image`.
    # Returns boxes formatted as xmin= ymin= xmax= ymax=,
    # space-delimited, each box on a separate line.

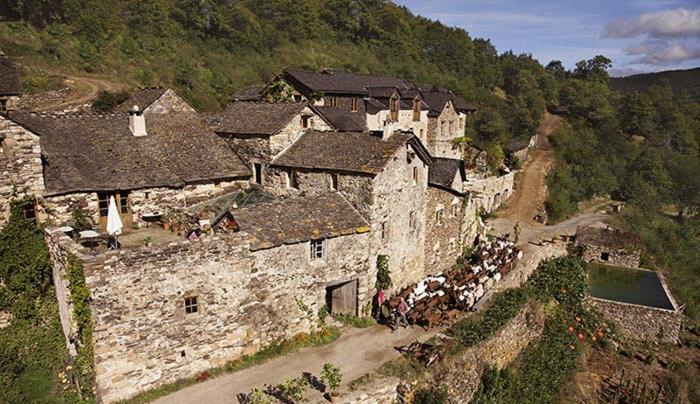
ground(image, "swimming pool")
xmin=588 ymin=263 xmax=675 ymax=311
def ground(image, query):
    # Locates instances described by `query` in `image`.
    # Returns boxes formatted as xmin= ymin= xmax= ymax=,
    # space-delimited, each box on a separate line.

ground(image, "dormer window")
xmin=329 ymin=96 xmax=339 ymax=108
xmin=301 ymin=115 xmax=311 ymax=129
xmin=412 ymin=97 xmax=421 ymax=121
xmin=389 ymin=94 xmax=399 ymax=122
xmin=351 ymin=97 xmax=358 ymax=112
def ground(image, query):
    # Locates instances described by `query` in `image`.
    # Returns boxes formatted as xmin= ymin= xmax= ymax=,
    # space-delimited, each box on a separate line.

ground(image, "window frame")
xmin=412 ymin=166 xmax=419 ymax=186
xmin=330 ymin=173 xmax=339 ymax=191
xmin=409 ymin=211 xmax=417 ymax=231
xmin=412 ymin=97 xmax=421 ymax=121
xmin=389 ymin=94 xmax=399 ymax=121
xmin=380 ymin=221 xmax=389 ymax=241
xmin=351 ymin=97 xmax=358 ymax=112
xmin=310 ymin=239 xmax=325 ymax=260
xmin=98 ymin=191 xmax=131 ymax=218
xmin=184 ymin=296 xmax=199 ymax=315
xmin=301 ymin=115 xmax=311 ymax=129
xmin=436 ymin=208 xmax=444 ymax=226
xmin=252 ymin=162 xmax=263 ymax=185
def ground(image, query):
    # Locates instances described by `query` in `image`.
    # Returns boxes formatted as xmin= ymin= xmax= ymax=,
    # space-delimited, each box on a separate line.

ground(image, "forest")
xmin=0 ymin=0 xmax=698 ymax=402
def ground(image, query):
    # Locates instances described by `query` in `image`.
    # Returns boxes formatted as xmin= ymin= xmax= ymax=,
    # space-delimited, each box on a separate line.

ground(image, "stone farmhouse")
xmin=0 ymin=89 xmax=251 ymax=229
xmin=0 ymin=52 xmax=21 ymax=114
xmin=0 ymin=62 xmax=518 ymax=402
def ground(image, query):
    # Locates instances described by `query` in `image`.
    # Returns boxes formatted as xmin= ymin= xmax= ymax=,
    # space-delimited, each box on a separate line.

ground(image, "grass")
xmin=122 ymin=326 xmax=341 ymax=404
xmin=332 ymin=314 xmax=377 ymax=328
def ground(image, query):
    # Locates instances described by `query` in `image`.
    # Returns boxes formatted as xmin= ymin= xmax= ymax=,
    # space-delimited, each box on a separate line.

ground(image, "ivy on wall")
xmin=66 ymin=253 xmax=94 ymax=397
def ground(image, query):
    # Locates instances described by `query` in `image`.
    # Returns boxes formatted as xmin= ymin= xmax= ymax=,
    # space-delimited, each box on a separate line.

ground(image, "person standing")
xmin=393 ymin=297 xmax=409 ymax=332
xmin=513 ymin=221 xmax=521 ymax=244
xmin=375 ymin=288 xmax=385 ymax=320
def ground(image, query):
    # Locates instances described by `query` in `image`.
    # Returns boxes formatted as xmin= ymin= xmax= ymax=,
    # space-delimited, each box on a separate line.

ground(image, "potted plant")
xmin=321 ymin=363 xmax=342 ymax=402
xmin=143 ymin=235 xmax=153 ymax=248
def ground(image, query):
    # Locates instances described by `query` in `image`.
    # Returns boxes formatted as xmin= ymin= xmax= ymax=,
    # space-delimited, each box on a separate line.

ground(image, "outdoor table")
xmin=55 ymin=226 xmax=74 ymax=237
xmin=79 ymin=230 xmax=101 ymax=251
xmin=141 ymin=212 xmax=164 ymax=228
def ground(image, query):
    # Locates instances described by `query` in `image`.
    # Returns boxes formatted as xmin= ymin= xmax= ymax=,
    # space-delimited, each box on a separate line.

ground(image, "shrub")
xmin=413 ymin=385 xmax=448 ymax=404
xmin=321 ymin=363 xmax=342 ymax=392
xmin=275 ymin=377 xmax=309 ymax=403
xmin=526 ymin=256 xmax=588 ymax=311
xmin=375 ymin=255 xmax=392 ymax=290
xmin=71 ymin=207 xmax=92 ymax=231
xmin=332 ymin=314 xmax=376 ymax=328
xmin=92 ymin=90 xmax=130 ymax=113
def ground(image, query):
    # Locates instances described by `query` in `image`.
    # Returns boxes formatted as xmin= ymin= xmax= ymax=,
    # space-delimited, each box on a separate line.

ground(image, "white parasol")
xmin=106 ymin=196 xmax=124 ymax=236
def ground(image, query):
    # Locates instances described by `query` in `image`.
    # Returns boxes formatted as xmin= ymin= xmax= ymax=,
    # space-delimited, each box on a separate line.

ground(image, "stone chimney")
xmin=382 ymin=120 xmax=397 ymax=141
xmin=128 ymin=105 xmax=147 ymax=137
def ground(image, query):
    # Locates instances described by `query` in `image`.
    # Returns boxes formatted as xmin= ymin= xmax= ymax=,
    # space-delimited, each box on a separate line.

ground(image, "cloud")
xmin=603 ymin=8 xmax=700 ymax=38
xmin=624 ymin=39 xmax=700 ymax=65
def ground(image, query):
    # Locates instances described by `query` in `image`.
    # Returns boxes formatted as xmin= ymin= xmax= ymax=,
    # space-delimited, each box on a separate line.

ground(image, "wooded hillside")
xmin=611 ymin=68 xmax=700 ymax=102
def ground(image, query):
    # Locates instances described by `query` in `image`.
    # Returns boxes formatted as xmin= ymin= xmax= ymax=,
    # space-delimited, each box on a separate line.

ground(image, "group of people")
xmin=375 ymin=289 xmax=409 ymax=332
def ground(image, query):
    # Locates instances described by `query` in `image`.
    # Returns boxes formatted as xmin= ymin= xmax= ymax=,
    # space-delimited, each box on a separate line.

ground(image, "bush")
xmin=413 ymin=385 xmax=448 ymax=404
xmin=320 ymin=363 xmax=342 ymax=392
xmin=526 ymin=256 xmax=588 ymax=311
xmin=92 ymin=90 xmax=130 ymax=113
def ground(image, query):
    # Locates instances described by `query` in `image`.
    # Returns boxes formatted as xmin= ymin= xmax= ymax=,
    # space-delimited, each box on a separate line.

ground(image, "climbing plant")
xmin=375 ymin=255 xmax=392 ymax=290
xmin=65 ymin=254 xmax=94 ymax=396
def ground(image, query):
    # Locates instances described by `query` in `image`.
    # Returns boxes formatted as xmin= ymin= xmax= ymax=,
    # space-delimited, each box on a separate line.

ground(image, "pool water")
xmin=588 ymin=264 xmax=675 ymax=310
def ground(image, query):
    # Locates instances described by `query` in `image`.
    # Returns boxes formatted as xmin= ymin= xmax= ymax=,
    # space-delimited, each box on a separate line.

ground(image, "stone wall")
xmin=0 ymin=115 xmax=45 ymax=227
xmin=426 ymin=104 xmax=464 ymax=159
xmin=45 ymin=226 xmax=370 ymax=403
xmin=463 ymin=172 xmax=516 ymax=214
xmin=345 ymin=301 xmax=545 ymax=403
xmin=370 ymin=144 xmax=428 ymax=287
xmin=587 ymin=297 xmax=681 ymax=344
xmin=366 ymin=108 xmax=429 ymax=140
xmin=424 ymin=187 xmax=465 ymax=274
xmin=580 ymin=243 xmax=641 ymax=268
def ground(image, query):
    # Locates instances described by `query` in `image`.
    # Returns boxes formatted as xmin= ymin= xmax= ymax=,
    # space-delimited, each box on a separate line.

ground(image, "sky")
xmin=393 ymin=0 xmax=700 ymax=76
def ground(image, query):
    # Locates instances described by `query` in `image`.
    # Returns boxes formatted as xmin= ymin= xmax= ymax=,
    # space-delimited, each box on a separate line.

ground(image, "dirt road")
xmin=496 ymin=112 xmax=560 ymax=226
xmin=33 ymin=75 xmax=122 ymax=112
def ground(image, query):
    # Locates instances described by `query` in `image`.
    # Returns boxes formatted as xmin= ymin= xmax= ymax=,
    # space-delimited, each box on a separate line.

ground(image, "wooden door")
xmin=330 ymin=280 xmax=357 ymax=315
xmin=98 ymin=191 xmax=132 ymax=231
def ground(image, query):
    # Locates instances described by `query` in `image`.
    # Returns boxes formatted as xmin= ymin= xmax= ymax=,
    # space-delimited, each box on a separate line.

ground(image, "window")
xmin=290 ymin=169 xmax=299 ymax=189
xmin=419 ymin=128 xmax=424 ymax=139
xmin=351 ymin=97 xmax=358 ymax=112
xmin=380 ymin=221 xmax=389 ymax=240
xmin=452 ymin=203 xmax=460 ymax=218
xmin=600 ymin=252 xmax=610 ymax=262
xmin=440 ymin=121 xmax=446 ymax=135
xmin=409 ymin=211 xmax=417 ymax=230
xmin=184 ymin=296 xmax=198 ymax=314
xmin=449 ymin=120 xmax=454 ymax=135
xmin=301 ymin=115 xmax=311 ymax=129
xmin=252 ymin=162 xmax=262 ymax=185
xmin=436 ymin=208 xmax=444 ymax=226
xmin=329 ymin=96 xmax=339 ymax=108
xmin=330 ymin=173 xmax=339 ymax=191
xmin=21 ymin=202 xmax=36 ymax=222
xmin=310 ymin=239 xmax=325 ymax=260
xmin=98 ymin=192 xmax=131 ymax=217
xmin=412 ymin=97 xmax=421 ymax=121
xmin=0 ymin=99 xmax=6 ymax=113
xmin=412 ymin=166 xmax=418 ymax=186
xmin=459 ymin=117 xmax=464 ymax=130
xmin=389 ymin=95 xmax=399 ymax=121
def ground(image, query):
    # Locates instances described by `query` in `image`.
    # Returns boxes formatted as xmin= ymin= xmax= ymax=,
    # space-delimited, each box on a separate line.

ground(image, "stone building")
xmin=205 ymin=101 xmax=332 ymax=185
xmin=113 ymin=87 xmax=196 ymax=114
xmin=46 ymin=193 xmax=370 ymax=403
xmin=421 ymin=89 xmax=477 ymax=159
xmin=424 ymin=157 xmax=479 ymax=274
xmin=0 ymin=53 xmax=21 ymax=113
xmin=576 ymin=224 xmax=641 ymax=267
xmin=504 ymin=135 xmax=538 ymax=164
xmin=0 ymin=89 xmax=251 ymax=229
xmin=266 ymin=129 xmax=434 ymax=285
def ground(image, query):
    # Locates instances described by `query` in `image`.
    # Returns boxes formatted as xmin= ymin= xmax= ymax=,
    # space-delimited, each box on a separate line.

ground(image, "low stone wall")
xmin=345 ymin=301 xmax=545 ymax=403
xmin=493 ymin=240 xmax=568 ymax=292
xmin=464 ymin=172 xmax=516 ymax=214
xmin=587 ymin=297 xmax=681 ymax=344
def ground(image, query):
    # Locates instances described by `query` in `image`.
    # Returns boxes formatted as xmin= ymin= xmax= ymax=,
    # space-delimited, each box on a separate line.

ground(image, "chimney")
xmin=382 ymin=120 xmax=397 ymax=141
xmin=128 ymin=105 xmax=147 ymax=137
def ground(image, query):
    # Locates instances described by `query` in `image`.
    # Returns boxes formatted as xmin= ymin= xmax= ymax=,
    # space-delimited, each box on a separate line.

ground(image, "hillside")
xmin=611 ymin=67 xmax=700 ymax=101
xmin=0 ymin=0 xmax=506 ymax=111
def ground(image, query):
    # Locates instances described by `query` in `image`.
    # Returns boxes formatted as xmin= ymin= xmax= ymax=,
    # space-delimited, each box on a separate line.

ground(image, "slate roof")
xmin=272 ymin=130 xmax=431 ymax=175
xmin=113 ymin=88 xmax=167 ymax=112
xmin=422 ymin=91 xmax=477 ymax=115
xmin=233 ymin=193 xmax=370 ymax=250
xmin=311 ymin=106 xmax=366 ymax=132
xmin=207 ymin=101 xmax=308 ymax=135
xmin=0 ymin=55 xmax=21 ymax=96
xmin=10 ymin=111 xmax=250 ymax=196
xmin=232 ymin=84 xmax=265 ymax=101
xmin=576 ymin=225 xmax=638 ymax=250
xmin=284 ymin=69 xmax=411 ymax=95
xmin=429 ymin=158 xmax=466 ymax=194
